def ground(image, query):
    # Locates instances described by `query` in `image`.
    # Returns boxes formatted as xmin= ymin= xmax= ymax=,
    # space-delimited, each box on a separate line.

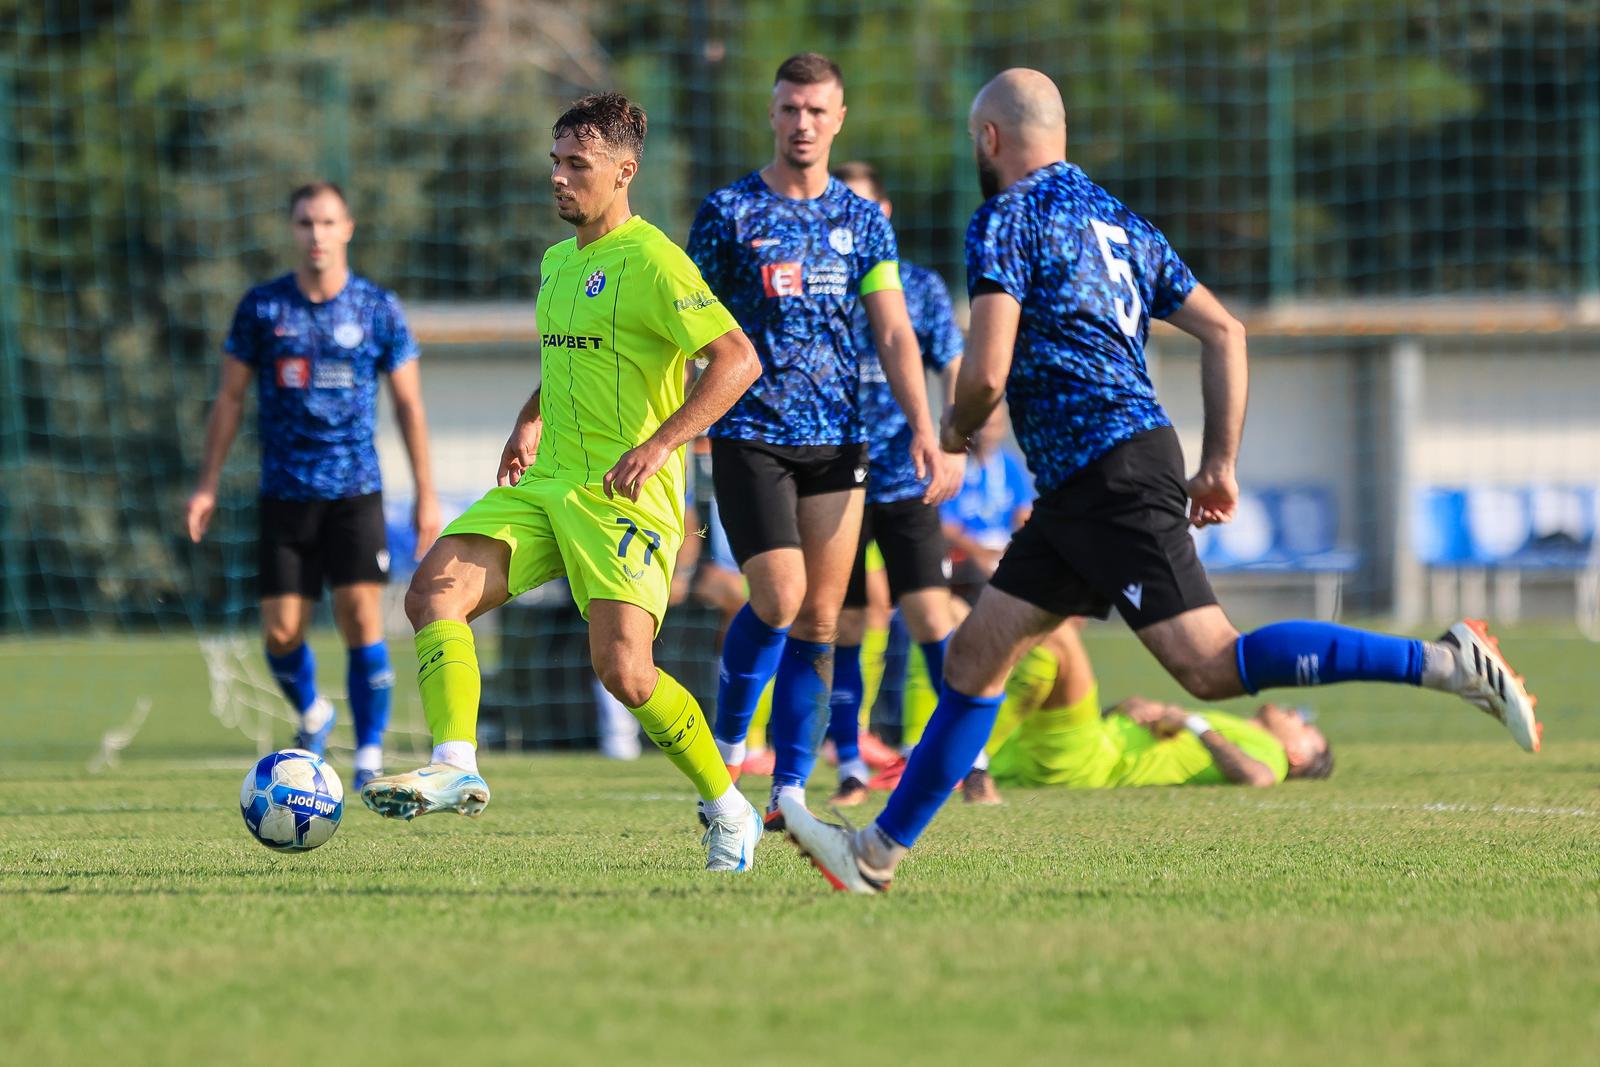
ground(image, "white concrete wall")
xmin=1152 ymin=340 xmax=1365 ymax=544
xmin=1416 ymin=348 xmax=1600 ymax=485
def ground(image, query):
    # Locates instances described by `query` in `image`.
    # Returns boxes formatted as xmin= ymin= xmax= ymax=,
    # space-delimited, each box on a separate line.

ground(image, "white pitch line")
xmin=1241 ymin=798 xmax=1597 ymax=819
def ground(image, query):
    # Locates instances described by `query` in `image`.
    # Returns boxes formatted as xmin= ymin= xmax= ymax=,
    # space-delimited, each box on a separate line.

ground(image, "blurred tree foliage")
xmin=0 ymin=0 xmax=1597 ymax=629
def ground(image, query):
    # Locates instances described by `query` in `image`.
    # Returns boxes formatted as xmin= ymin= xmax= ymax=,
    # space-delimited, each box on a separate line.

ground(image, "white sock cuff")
xmin=716 ymin=738 xmax=747 ymax=766
xmin=354 ymin=744 xmax=383 ymax=772
xmin=970 ymin=749 xmax=991 ymax=771
xmin=701 ymin=784 xmax=746 ymax=819
xmin=431 ymin=740 xmax=478 ymax=773
xmin=773 ymin=783 xmax=806 ymax=808
xmin=1420 ymin=640 xmax=1460 ymax=691
xmin=838 ymin=758 xmax=870 ymax=784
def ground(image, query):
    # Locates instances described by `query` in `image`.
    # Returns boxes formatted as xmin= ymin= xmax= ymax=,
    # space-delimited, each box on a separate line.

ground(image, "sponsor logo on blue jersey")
xmin=224 ymin=273 xmax=418 ymax=501
xmin=688 ymin=173 xmax=900 ymax=446
xmin=965 ymin=161 xmax=1196 ymax=491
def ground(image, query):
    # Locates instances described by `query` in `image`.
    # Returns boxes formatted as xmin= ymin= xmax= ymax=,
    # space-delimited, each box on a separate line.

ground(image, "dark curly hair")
xmin=552 ymin=92 xmax=647 ymax=160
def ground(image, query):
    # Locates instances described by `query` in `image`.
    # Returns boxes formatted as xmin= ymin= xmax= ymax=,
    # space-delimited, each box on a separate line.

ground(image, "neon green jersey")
xmin=532 ymin=215 xmax=738 ymax=525
xmin=1106 ymin=711 xmax=1290 ymax=787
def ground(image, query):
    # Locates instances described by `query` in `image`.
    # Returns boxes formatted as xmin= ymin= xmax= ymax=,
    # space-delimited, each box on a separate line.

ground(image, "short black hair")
xmin=552 ymin=92 xmax=647 ymax=160
xmin=774 ymin=52 xmax=843 ymax=90
xmin=1291 ymin=740 xmax=1335 ymax=780
xmin=288 ymin=181 xmax=348 ymax=216
xmin=831 ymin=161 xmax=883 ymax=200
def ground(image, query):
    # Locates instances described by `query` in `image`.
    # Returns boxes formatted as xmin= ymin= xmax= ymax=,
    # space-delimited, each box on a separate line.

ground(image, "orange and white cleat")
xmin=1440 ymin=619 xmax=1541 ymax=753
xmin=778 ymin=794 xmax=889 ymax=895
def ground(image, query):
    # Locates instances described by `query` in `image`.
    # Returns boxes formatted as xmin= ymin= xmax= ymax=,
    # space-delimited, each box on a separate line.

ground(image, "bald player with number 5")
xmin=783 ymin=69 xmax=1542 ymax=894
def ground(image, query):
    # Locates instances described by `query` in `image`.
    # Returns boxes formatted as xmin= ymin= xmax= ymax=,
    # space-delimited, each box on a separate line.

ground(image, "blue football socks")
xmin=769 ymin=637 xmax=834 ymax=791
xmin=713 ymin=604 xmax=790 ymax=745
xmin=347 ymin=641 xmax=394 ymax=749
xmin=876 ymin=685 xmax=1003 ymax=848
xmin=266 ymin=642 xmax=317 ymax=714
xmin=877 ymin=614 xmax=911 ymax=743
xmin=827 ymin=643 xmax=866 ymax=771
xmin=1236 ymin=621 xmax=1424 ymax=694
xmin=918 ymin=635 xmax=949 ymax=692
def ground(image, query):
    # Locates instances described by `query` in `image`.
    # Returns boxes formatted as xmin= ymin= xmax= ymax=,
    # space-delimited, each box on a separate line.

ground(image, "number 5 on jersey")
xmin=1091 ymin=219 xmax=1141 ymax=339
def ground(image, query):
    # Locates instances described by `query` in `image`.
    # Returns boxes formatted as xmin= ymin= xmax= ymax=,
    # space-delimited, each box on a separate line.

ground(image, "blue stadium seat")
xmin=1413 ymin=485 xmax=1596 ymax=567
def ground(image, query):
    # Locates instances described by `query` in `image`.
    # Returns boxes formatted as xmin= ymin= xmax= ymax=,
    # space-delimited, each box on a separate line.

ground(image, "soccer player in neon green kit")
xmin=360 ymin=92 xmax=768 ymax=872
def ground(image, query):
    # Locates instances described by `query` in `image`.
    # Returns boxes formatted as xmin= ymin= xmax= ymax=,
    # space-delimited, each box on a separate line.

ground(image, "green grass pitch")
xmin=2 ymin=627 xmax=1597 ymax=1065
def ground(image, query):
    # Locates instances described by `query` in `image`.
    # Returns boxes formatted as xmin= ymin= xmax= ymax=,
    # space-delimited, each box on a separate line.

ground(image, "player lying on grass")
xmin=783 ymin=68 xmax=1540 ymax=894
xmin=186 ymin=181 xmax=439 ymax=790
xmin=359 ymin=93 xmax=769 ymax=873
xmin=985 ymin=621 xmax=1331 ymax=790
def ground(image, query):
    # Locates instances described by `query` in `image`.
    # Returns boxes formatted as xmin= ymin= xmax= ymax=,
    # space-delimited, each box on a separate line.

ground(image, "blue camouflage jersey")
xmin=688 ymin=172 xmax=899 ymax=446
xmin=224 ymin=273 xmax=418 ymax=500
xmin=965 ymin=161 xmax=1196 ymax=492
xmin=854 ymin=261 xmax=962 ymax=502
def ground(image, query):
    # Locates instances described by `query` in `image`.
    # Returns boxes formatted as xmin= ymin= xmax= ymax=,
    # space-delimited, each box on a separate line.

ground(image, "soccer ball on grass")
xmin=240 ymin=748 xmax=343 ymax=852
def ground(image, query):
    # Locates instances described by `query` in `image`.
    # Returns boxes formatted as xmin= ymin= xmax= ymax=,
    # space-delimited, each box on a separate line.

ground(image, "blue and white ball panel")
xmin=239 ymin=748 xmax=344 ymax=852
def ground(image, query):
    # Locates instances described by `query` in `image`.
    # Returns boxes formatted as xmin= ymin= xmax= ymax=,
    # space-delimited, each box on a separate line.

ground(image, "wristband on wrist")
xmin=1183 ymin=714 xmax=1214 ymax=737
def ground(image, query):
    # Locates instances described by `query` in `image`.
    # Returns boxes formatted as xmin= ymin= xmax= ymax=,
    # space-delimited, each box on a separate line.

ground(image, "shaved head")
xmin=969 ymin=68 xmax=1067 ymax=197
xmin=971 ymin=68 xmax=1066 ymax=144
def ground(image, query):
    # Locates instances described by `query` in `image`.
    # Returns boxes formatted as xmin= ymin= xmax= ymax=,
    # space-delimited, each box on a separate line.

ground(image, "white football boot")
xmin=360 ymin=763 xmax=491 ymax=820
xmin=1440 ymin=619 xmax=1541 ymax=753
xmin=701 ymin=794 xmax=763 ymax=872
xmin=778 ymin=793 xmax=890 ymax=895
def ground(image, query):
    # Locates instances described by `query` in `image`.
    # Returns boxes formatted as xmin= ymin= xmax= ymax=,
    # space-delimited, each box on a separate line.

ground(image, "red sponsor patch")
xmin=275 ymin=357 xmax=309 ymax=389
xmin=761 ymin=261 xmax=805 ymax=298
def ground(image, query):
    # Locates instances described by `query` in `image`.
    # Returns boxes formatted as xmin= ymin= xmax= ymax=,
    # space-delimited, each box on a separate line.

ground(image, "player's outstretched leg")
xmin=589 ymin=599 xmax=761 ymax=871
xmin=1148 ymin=609 xmax=1540 ymax=753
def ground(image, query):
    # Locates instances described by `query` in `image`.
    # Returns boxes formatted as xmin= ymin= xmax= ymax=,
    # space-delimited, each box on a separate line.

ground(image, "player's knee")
xmin=789 ymin=610 xmax=838 ymax=645
xmin=1170 ymin=660 xmax=1240 ymax=703
xmin=747 ymin=582 xmax=803 ymax=629
xmin=403 ymin=572 xmax=450 ymax=630
xmin=594 ymin=657 xmax=657 ymax=708
xmin=263 ymin=627 xmax=300 ymax=657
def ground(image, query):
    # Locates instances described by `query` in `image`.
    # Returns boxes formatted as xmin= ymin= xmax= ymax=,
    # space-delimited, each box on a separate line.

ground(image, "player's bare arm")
xmin=387 ymin=360 xmax=440 ymax=559
xmin=943 ymin=290 xmax=1021 ymax=453
xmin=603 ymin=328 xmax=760 ymax=502
xmin=185 ymin=356 xmax=254 ymax=543
xmin=862 ymin=288 xmax=961 ymax=505
xmin=1168 ymin=710 xmax=1277 ymax=787
xmin=1163 ymin=283 xmax=1247 ymax=528
xmin=497 ymin=387 xmax=543 ymax=487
